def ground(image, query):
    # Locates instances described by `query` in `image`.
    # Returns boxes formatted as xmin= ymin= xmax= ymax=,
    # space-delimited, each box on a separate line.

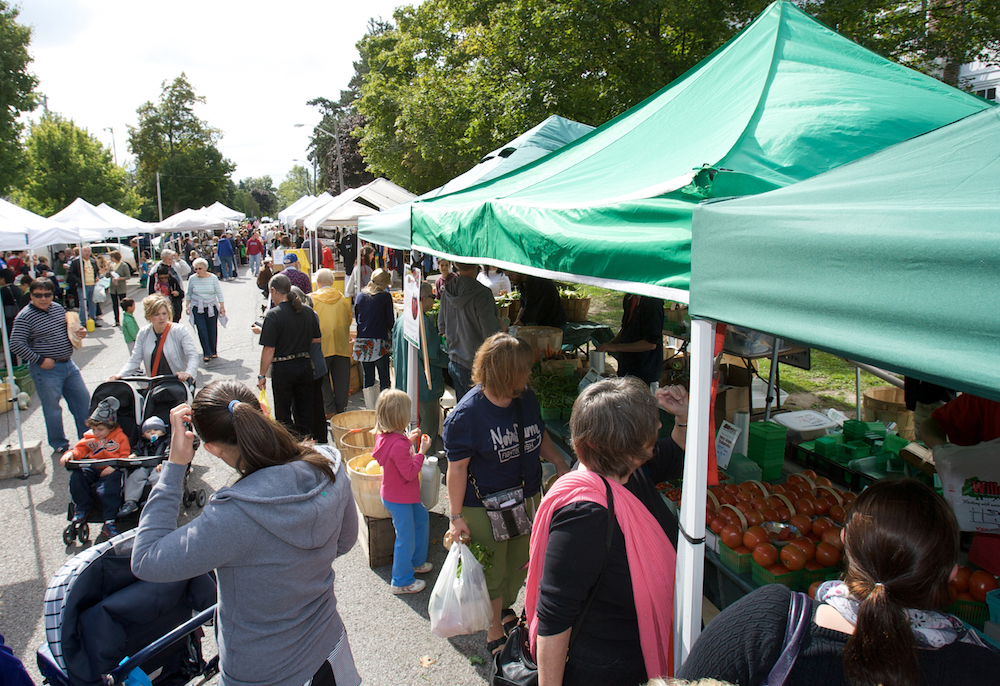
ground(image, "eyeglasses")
xmin=30 ymin=292 xmax=53 ymax=298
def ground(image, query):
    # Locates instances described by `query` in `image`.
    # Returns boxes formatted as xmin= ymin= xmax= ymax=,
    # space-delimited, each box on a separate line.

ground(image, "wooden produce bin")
xmin=0 ymin=439 xmax=45 ymax=480
xmin=356 ymin=506 xmax=396 ymax=569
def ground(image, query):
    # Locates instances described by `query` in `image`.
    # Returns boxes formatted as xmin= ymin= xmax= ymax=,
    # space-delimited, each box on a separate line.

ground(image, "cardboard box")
xmin=715 ymin=363 xmax=751 ymax=432
xmin=0 ymin=440 xmax=45 ymax=480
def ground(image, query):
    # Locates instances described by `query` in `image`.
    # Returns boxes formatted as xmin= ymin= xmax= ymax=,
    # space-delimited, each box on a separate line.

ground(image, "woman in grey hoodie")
xmin=131 ymin=380 xmax=360 ymax=686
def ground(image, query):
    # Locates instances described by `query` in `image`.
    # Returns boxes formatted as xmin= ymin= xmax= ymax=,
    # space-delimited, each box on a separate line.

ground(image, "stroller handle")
xmin=119 ymin=375 xmax=195 ymax=387
xmin=64 ymin=456 xmax=164 ymax=471
xmin=107 ymin=604 xmax=217 ymax=685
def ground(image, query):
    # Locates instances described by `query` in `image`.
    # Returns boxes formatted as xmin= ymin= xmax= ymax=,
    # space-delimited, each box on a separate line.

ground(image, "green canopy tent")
xmin=357 ymin=115 xmax=594 ymax=251
xmin=411 ymin=0 xmax=989 ymax=303
xmin=691 ymin=107 xmax=1000 ymax=403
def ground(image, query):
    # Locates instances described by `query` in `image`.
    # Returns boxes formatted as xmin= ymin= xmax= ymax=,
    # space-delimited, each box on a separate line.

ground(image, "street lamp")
xmin=294 ymin=122 xmax=345 ymax=194
xmin=104 ymin=126 xmax=117 ymax=166
xmin=293 ymin=158 xmax=317 ymax=195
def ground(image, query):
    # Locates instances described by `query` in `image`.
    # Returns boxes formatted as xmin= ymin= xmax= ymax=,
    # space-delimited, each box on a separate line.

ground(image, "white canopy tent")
xmin=202 ymin=201 xmax=245 ymax=222
xmin=50 ymin=198 xmax=131 ymax=242
xmin=282 ymin=193 xmax=332 ymax=230
xmin=301 ymin=179 xmax=415 ymax=231
xmin=0 ymin=199 xmax=77 ymax=249
xmin=153 ymin=208 xmax=229 ymax=233
xmin=277 ymin=194 xmax=315 ymax=227
xmin=94 ymin=203 xmax=152 ymax=233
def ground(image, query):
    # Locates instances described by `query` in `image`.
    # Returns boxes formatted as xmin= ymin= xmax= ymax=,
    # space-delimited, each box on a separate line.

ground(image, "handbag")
xmin=760 ymin=590 xmax=812 ymax=686
xmin=471 ymin=399 xmax=532 ymax=542
xmin=490 ymin=476 xmax=615 ymax=686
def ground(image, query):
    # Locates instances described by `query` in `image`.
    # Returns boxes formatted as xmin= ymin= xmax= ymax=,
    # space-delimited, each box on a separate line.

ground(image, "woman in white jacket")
xmin=111 ymin=294 xmax=199 ymax=382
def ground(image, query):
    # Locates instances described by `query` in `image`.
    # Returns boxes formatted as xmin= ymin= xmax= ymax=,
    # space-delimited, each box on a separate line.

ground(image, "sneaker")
xmin=117 ymin=501 xmax=138 ymax=517
xmin=391 ymin=579 xmax=426 ymax=595
xmin=101 ymin=521 xmax=119 ymax=539
xmin=71 ymin=508 xmax=86 ymax=524
xmin=414 ymin=562 xmax=434 ymax=574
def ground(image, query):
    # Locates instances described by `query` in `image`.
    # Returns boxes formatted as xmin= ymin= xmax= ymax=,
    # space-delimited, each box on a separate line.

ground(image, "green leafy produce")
xmin=531 ymin=371 xmax=578 ymax=408
xmin=457 ymin=540 xmax=494 ymax=577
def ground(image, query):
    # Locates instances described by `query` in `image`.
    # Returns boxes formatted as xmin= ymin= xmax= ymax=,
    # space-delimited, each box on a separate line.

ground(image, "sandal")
xmin=487 ymin=636 xmax=506 ymax=656
xmin=203 ymin=357 xmax=211 ymax=363
xmin=501 ymin=609 xmax=519 ymax=637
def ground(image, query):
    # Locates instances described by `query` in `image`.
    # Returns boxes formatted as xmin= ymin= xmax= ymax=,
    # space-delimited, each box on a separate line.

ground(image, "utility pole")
xmin=104 ymin=127 xmax=117 ymax=166
xmin=156 ymin=172 xmax=163 ymax=222
xmin=334 ymin=121 xmax=345 ymax=194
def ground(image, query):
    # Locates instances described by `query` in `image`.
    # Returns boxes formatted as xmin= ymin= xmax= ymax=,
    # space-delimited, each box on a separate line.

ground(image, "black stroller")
xmin=36 ymin=529 xmax=219 ymax=686
xmin=63 ymin=376 xmax=207 ymax=546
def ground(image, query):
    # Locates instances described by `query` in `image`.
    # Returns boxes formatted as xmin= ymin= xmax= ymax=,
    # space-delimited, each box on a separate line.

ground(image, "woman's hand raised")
xmin=168 ymin=404 xmax=196 ymax=466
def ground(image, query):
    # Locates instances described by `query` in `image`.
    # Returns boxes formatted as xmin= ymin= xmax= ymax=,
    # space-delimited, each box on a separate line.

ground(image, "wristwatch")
xmin=257 ymin=375 xmax=266 ymax=379
xmin=449 ymin=513 xmax=464 ymax=521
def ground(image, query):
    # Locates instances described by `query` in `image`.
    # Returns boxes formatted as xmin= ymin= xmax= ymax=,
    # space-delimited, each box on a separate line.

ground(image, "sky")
xmin=15 ymin=0 xmax=411 ymax=190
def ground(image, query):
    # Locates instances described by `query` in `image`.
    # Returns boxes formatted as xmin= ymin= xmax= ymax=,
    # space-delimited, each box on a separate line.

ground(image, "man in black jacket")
xmin=67 ymin=247 xmax=102 ymax=327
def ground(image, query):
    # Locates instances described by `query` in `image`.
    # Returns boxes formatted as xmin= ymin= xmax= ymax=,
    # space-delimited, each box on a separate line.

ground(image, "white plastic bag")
xmin=428 ymin=542 xmax=493 ymax=638
xmin=935 ymin=437 xmax=1000 ymax=533
xmin=92 ymin=276 xmax=109 ymax=304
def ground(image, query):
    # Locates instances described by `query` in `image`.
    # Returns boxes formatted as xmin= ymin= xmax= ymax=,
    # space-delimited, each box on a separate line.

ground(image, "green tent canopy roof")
xmin=691 ymin=108 xmax=1000 ymax=401
xmin=357 ymin=115 xmax=593 ymax=251
xmin=411 ymin=0 xmax=990 ymax=301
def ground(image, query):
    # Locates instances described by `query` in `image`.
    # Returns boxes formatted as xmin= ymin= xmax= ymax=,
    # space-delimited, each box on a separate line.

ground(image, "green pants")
xmin=462 ymin=492 xmax=541 ymax=608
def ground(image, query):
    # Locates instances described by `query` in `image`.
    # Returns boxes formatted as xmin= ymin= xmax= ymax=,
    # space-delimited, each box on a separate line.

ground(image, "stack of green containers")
xmin=748 ymin=421 xmax=788 ymax=480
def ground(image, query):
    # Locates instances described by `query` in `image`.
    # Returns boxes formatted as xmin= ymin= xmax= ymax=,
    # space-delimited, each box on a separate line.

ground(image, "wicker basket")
xmin=347 ymin=454 xmax=390 ymax=519
xmin=340 ymin=428 xmax=377 ymax=461
xmin=863 ymin=386 xmax=915 ymax=440
xmin=561 ymin=297 xmax=592 ymax=322
xmin=330 ymin=410 xmax=376 ymax=449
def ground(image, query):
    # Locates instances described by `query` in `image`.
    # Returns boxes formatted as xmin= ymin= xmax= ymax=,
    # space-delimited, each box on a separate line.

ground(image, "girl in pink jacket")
xmin=373 ymin=390 xmax=433 ymax=594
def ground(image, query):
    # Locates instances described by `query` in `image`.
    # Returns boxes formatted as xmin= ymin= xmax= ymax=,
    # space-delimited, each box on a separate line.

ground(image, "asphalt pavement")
xmin=0 ymin=263 xmax=497 ymax=685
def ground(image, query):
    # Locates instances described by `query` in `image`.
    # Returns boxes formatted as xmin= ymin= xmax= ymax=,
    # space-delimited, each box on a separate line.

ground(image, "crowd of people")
xmin=5 ymin=228 xmax=1000 ymax=686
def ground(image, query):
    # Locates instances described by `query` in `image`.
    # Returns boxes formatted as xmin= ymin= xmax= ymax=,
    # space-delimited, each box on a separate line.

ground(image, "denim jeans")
xmin=29 ymin=360 xmax=91 ymax=451
xmin=448 ymin=360 xmax=474 ymax=402
xmin=361 ymin=355 xmax=391 ymax=391
xmin=192 ymin=308 xmax=218 ymax=357
xmin=381 ymin=499 xmax=429 ymax=587
xmin=248 ymin=253 xmax=262 ymax=275
xmin=78 ymin=286 xmax=96 ymax=321
xmin=70 ymin=466 xmax=123 ymax=522
xmin=221 ymin=255 xmax=236 ymax=279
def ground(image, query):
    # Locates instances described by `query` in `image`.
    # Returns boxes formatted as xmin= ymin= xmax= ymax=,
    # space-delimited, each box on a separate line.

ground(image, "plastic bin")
xmin=751 ymin=561 xmax=801 ymax=589
xmin=986 ymin=588 xmax=1000 ymax=624
xmin=772 ymin=411 xmax=836 ymax=441
xmin=719 ymin=543 xmax=752 ymax=575
xmin=800 ymin=565 xmax=841 ymax=589
xmin=947 ymin=599 xmax=990 ymax=627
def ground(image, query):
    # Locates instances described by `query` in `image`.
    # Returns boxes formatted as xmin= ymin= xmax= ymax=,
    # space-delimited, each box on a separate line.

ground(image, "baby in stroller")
xmin=61 ymin=398 xmax=131 ymax=540
xmin=117 ymin=416 xmax=168 ymax=518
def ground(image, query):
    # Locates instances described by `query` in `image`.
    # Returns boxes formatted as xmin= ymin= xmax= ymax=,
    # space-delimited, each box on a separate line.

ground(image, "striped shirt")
xmin=10 ymin=302 xmax=75 ymax=364
xmin=185 ymin=274 xmax=224 ymax=304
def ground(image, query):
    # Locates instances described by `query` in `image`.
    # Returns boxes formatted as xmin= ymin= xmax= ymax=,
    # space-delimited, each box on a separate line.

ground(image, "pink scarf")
xmin=525 ymin=470 xmax=676 ymax=679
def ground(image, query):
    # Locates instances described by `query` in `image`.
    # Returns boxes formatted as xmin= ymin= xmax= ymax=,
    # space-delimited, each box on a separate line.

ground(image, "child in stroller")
xmin=117 ymin=416 xmax=167 ymax=518
xmin=60 ymin=397 xmax=131 ymax=541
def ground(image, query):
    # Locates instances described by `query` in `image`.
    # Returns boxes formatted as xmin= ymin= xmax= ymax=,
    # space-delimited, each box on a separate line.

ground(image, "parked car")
xmin=89 ymin=243 xmax=137 ymax=273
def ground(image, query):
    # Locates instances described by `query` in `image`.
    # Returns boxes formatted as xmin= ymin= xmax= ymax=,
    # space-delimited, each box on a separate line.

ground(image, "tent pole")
xmin=855 ymin=366 xmax=862 ymax=419
xmin=764 ymin=336 xmax=779 ymax=421
xmin=1 ymin=304 xmax=29 ymax=479
xmin=675 ymin=317 xmax=713 ymax=667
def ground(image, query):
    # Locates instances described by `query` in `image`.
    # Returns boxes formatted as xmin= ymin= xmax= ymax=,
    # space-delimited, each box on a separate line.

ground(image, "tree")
xmin=277 ymin=165 xmax=313 ymax=209
xmin=12 ymin=112 xmax=137 ymax=216
xmin=128 ymin=73 xmax=234 ymax=218
xmin=0 ymin=1 xmax=38 ymax=194
xmin=238 ymin=176 xmax=278 ymax=216
xmin=232 ymin=188 xmax=260 ymax=219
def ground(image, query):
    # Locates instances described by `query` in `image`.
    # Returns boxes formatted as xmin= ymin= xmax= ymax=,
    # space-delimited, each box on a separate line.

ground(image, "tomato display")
xmin=743 ymin=526 xmax=769 ymax=550
xmin=780 ymin=545 xmax=807 ymax=571
xmin=789 ymin=514 xmax=812 ymax=536
xmin=788 ymin=537 xmax=816 ymax=562
xmin=753 ymin=543 xmax=779 ymax=568
xmin=951 ymin=566 xmax=972 ymax=593
xmin=721 ymin=524 xmax=743 ymax=549
xmin=815 ymin=541 xmax=842 ymax=568
xmin=969 ymin=570 xmax=999 ymax=603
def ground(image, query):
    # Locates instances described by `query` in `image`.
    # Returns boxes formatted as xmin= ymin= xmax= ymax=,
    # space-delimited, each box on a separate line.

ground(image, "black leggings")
xmin=110 ymin=293 xmax=124 ymax=325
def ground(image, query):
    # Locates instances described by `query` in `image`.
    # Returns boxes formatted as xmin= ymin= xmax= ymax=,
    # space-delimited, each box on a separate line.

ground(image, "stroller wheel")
xmin=79 ymin=522 xmax=90 ymax=544
xmin=183 ymin=491 xmax=194 ymax=508
xmin=196 ymin=489 xmax=207 ymax=508
xmin=63 ymin=525 xmax=75 ymax=546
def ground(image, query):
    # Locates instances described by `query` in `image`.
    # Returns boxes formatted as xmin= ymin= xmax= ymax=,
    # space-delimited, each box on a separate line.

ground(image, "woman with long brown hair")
xmin=677 ymin=478 xmax=1000 ymax=685
xmin=131 ymin=380 xmax=360 ymax=686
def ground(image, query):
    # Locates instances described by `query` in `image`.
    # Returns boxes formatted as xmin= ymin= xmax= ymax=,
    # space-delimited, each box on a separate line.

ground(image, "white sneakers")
xmin=414 ymin=562 xmax=434 ymax=574
xmin=391 ymin=579 xmax=426 ymax=595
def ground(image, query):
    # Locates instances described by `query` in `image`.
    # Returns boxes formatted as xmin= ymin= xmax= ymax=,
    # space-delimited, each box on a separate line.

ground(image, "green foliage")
xmin=128 ymin=73 xmax=234 ymax=218
xmin=238 ymin=176 xmax=278 ymax=216
xmin=232 ymin=188 xmax=260 ymax=219
xmin=277 ymin=166 xmax=312 ymax=210
xmin=0 ymin=1 xmax=38 ymax=194
xmin=14 ymin=112 xmax=132 ymax=216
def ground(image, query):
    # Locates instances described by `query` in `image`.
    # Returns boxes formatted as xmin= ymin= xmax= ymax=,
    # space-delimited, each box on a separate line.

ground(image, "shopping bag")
xmin=258 ymin=387 xmax=270 ymax=416
xmin=935 ymin=438 xmax=1000 ymax=533
xmin=92 ymin=279 xmax=108 ymax=304
xmin=428 ymin=542 xmax=494 ymax=638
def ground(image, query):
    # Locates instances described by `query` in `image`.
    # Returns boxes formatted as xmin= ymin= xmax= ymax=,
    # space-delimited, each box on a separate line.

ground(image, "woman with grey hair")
xmin=148 ymin=249 xmax=187 ymax=321
xmin=185 ymin=257 xmax=225 ymax=362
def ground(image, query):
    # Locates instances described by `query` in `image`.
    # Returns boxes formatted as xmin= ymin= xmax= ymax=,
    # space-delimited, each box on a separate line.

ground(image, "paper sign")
xmin=715 ymin=420 xmax=742 ymax=470
xmin=403 ymin=267 xmax=422 ymax=347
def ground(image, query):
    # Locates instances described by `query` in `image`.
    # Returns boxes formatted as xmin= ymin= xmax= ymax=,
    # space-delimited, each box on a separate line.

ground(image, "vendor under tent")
xmin=358 ymin=115 xmax=594 ymax=251
xmin=406 ymin=0 xmax=994 ymax=666
xmin=277 ymin=194 xmax=315 ymax=228
xmin=153 ymin=208 xmax=229 ymax=234
xmin=411 ymin=0 xmax=990 ymax=303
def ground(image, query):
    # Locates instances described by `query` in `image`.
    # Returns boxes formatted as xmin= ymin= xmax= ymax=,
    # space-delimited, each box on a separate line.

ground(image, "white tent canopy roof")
xmin=50 ymin=198 xmax=131 ymax=242
xmin=202 ymin=201 xmax=246 ymax=221
xmin=153 ymin=208 xmax=229 ymax=233
xmin=283 ymin=193 xmax=333 ymax=228
xmin=277 ymin=194 xmax=315 ymax=225
xmin=302 ymin=179 xmax=415 ymax=230
xmin=304 ymin=200 xmax=379 ymax=227
xmin=94 ymin=203 xmax=151 ymax=232
xmin=0 ymin=198 xmax=78 ymax=249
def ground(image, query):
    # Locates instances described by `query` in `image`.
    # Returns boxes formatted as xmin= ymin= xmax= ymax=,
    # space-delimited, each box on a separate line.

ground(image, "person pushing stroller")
xmin=117 ymin=416 xmax=168 ymax=518
xmin=60 ymin=397 xmax=131 ymax=539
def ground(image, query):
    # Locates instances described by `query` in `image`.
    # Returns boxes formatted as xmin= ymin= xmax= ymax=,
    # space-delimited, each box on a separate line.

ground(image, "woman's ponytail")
xmin=843 ymin=582 xmax=918 ymax=686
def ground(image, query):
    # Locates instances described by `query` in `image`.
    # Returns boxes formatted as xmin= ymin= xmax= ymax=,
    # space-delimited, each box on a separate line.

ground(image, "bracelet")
xmin=676 ymin=422 xmax=688 ymax=427
xmin=257 ymin=374 xmax=266 ymax=379
xmin=449 ymin=513 xmax=464 ymax=521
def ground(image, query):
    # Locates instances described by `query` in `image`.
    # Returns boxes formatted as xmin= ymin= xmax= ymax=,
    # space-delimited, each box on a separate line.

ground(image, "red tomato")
xmin=753 ymin=543 xmax=779 ymax=568
xmin=743 ymin=526 xmax=769 ymax=550
xmin=811 ymin=516 xmax=834 ymax=537
xmin=948 ymin=584 xmax=958 ymax=603
xmin=732 ymin=545 xmax=752 ymax=555
xmin=788 ymin=537 xmax=816 ymax=562
xmin=814 ymin=476 xmax=833 ymax=488
xmin=812 ymin=496 xmax=832 ymax=516
xmin=821 ymin=527 xmax=844 ymax=551
xmin=794 ymin=499 xmax=816 ymax=517
xmin=710 ymin=517 xmax=727 ymax=535
xmin=952 ymin=566 xmax=972 ymax=593
xmin=721 ymin=524 xmax=743 ymax=549
xmin=956 ymin=591 xmax=975 ymax=602
xmin=841 ymin=492 xmax=857 ymax=507
xmin=786 ymin=474 xmax=805 ymax=487
xmin=804 ymin=560 xmax=824 ymax=571
xmin=737 ymin=489 xmax=754 ymax=503
xmin=706 ymin=506 xmax=717 ymax=523
xmin=829 ymin=504 xmax=847 ymax=524
xmin=735 ymin=502 xmax=753 ymax=515
xmin=744 ymin=510 xmax=765 ymax=527
xmin=769 ymin=484 xmax=786 ymax=494
xmin=724 ymin=484 xmax=740 ymax=495
xmin=718 ymin=493 xmax=737 ymax=506
xmin=815 ymin=541 xmax=842 ymax=568
xmin=789 ymin=514 xmax=812 ymax=536
xmin=750 ymin=497 xmax=769 ymax=511
xmin=801 ymin=469 xmax=817 ymax=479
xmin=808 ymin=580 xmax=823 ymax=599
xmin=780 ymin=545 xmax=807 ymax=571
xmin=969 ymin=570 xmax=999 ymax=603
xmin=769 ymin=563 xmax=791 ymax=577
xmin=775 ymin=507 xmax=792 ymax=523
xmin=759 ymin=508 xmax=780 ymax=522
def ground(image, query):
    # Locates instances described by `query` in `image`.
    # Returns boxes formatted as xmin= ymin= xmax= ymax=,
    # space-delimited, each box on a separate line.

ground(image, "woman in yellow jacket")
xmin=312 ymin=269 xmax=354 ymax=417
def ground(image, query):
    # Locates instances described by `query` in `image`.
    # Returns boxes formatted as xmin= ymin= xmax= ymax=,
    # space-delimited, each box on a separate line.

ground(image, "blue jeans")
xmin=248 ymin=253 xmax=262 ymax=275
xmin=448 ymin=360 xmax=474 ymax=402
xmin=192 ymin=308 xmax=218 ymax=357
xmin=381 ymin=499 xmax=429 ymax=587
xmin=361 ymin=355 xmax=391 ymax=391
xmin=221 ymin=255 xmax=236 ymax=279
xmin=70 ymin=465 xmax=123 ymax=522
xmin=29 ymin=360 xmax=90 ymax=451
xmin=78 ymin=286 xmax=96 ymax=321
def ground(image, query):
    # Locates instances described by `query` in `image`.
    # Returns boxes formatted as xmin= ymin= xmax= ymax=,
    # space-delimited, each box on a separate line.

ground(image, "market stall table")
xmin=561 ymin=321 xmax=614 ymax=354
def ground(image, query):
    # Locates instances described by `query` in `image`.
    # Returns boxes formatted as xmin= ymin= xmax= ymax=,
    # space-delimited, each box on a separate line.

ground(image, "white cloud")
xmin=15 ymin=0 xmax=409 ymax=205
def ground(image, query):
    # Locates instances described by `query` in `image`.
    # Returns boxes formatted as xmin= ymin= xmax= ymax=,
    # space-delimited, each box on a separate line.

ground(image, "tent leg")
xmin=764 ymin=336 xmax=779 ymax=421
xmin=675 ymin=318 xmax=713 ymax=668
xmin=855 ymin=366 xmax=862 ymax=419
xmin=1 ymin=304 xmax=29 ymax=479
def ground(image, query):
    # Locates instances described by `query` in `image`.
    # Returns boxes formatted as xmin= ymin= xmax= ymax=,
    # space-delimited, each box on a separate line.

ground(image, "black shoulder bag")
xmin=490 ymin=476 xmax=615 ymax=686
xmin=470 ymin=398 xmax=533 ymax=542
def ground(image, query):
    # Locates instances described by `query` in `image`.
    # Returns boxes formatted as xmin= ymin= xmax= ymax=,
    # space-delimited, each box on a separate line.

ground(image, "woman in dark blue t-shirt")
xmin=443 ymin=333 xmax=570 ymax=656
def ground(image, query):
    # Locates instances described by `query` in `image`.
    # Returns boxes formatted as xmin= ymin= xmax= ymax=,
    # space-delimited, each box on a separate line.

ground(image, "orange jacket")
xmin=70 ymin=426 xmax=131 ymax=461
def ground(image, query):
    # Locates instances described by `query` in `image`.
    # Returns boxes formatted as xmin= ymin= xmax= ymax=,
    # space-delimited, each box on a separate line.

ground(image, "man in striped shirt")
xmin=10 ymin=278 xmax=91 ymax=454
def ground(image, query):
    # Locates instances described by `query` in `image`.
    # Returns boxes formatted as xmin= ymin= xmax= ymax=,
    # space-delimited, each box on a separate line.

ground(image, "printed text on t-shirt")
xmin=490 ymin=422 xmax=542 ymax=462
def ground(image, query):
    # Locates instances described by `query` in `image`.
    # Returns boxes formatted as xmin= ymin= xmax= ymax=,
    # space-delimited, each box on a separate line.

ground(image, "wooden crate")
xmin=0 ymin=439 xmax=45 ymax=480
xmin=356 ymin=505 xmax=395 ymax=569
